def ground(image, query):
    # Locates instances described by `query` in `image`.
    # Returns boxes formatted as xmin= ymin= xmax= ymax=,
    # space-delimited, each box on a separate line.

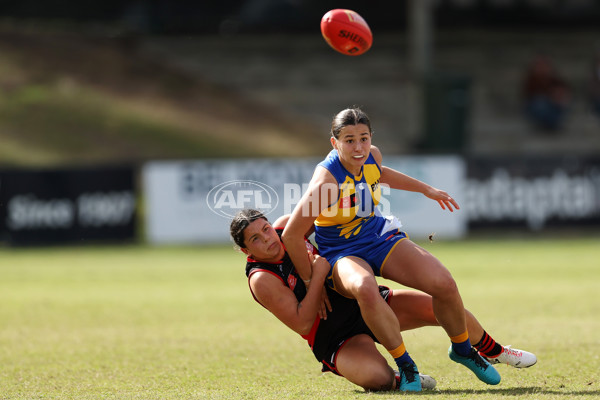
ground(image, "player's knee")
xmin=362 ymin=370 xmax=395 ymax=392
xmin=430 ymin=273 xmax=459 ymax=300
xmin=351 ymin=277 xmax=380 ymax=305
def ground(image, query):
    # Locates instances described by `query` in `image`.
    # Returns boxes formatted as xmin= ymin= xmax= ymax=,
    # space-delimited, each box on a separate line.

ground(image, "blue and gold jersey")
xmin=313 ymin=149 xmax=408 ymax=280
xmin=314 ymin=149 xmax=386 ymax=250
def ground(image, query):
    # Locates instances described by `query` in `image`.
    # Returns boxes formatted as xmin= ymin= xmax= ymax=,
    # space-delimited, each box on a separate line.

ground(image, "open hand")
xmin=424 ymin=187 xmax=460 ymax=212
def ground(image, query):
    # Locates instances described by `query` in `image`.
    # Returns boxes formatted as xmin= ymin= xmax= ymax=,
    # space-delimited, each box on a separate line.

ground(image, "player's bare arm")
xmin=371 ymin=145 xmax=459 ymax=212
xmin=249 ymin=254 xmax=330 ymax=335
xmin=282 ymin=167 xmax=337 ymax=282
xmin=276 ymin=213 xmax=332 ymax=318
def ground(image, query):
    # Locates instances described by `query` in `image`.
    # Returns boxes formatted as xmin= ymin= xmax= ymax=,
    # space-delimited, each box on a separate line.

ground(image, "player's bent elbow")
xmin=299 ymin=319 xmax=315 ymax=336
xmin=296 ymin=326 xmax=311 ymax=336
xmin=294 ymin=316 xmax=317 ymax=336
xmin=280 ymin=229 xmax=292 ymax=245
xmin=281 ymin=230 xmax=303 ymax=253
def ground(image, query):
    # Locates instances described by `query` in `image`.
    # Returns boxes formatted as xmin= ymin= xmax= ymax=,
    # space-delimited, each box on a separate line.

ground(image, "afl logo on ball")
xmin=206 ymin=180 xmax=279 ymax=218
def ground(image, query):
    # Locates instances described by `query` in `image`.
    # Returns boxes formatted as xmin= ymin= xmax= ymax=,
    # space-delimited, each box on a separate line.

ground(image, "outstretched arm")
xmin=371 ymin=146 xmax=460 ymax=212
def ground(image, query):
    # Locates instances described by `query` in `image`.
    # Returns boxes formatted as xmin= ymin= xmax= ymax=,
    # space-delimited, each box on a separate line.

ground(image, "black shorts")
xmin=312 ymin=286 xmax=392 ymax=376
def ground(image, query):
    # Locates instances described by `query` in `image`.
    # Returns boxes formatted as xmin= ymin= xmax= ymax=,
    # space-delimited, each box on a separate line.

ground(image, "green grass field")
xmin=1 ymin=237 xmax=599 ymax=400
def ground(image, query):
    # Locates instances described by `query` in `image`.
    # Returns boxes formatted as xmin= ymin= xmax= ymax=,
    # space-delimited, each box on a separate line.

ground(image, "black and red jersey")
xmin=245 ymin=228 xmax=391 ymax=366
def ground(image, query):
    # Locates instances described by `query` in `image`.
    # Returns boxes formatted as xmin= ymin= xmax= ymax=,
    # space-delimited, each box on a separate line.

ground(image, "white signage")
xmin=142 ymin=156 xmax=467 ymax=244
xmin=384 ymin=156 xmax=467 ymax=240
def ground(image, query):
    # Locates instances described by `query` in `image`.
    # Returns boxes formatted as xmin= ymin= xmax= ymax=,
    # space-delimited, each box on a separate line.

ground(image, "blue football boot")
xmin=395 ymin=361 xmax=422 ymax=392
xmin=448 ymin=346 xmax=501 ymax=385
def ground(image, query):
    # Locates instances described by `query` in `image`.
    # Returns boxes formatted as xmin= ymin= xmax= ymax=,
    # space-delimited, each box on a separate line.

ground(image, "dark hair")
xmin=230 ymin=209 xmax=268 ymax=248
xmin=330 ymin=107 xmax=373 ymax=139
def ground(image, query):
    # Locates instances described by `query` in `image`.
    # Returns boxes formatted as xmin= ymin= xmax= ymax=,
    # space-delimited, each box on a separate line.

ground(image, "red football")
xmin=320 ymin=9 xmax=372 ymax=56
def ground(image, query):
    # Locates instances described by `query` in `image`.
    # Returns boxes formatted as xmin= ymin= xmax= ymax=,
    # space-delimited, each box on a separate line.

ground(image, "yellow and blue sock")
xmin=450 ymin=330 xmax=472 ymax=357
xmin=390 ymin=343 xmax=414 ymax=366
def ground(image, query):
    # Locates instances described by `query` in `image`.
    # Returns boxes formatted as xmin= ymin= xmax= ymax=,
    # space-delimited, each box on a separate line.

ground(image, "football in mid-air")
xmin=320 ymin=9 xmax=372 ymax=56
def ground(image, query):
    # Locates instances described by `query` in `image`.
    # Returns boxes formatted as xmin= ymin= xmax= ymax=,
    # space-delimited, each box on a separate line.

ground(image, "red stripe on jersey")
xmin=247 ymin=255 xmax=283 ymax=264
xmin=301 ymin=315 xmax=321 ymax=349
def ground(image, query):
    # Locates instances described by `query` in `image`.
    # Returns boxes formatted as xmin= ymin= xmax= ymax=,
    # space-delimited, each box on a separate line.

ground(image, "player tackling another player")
xmin=231 ymin=209 xmax=536 ymax=392
xmin=281 ymin=107 xmax=536 ymax=390
xmin=229 ymin=5 xmax=536 ymax=390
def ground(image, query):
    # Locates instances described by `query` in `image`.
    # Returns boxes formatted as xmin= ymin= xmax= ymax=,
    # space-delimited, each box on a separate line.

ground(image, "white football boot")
xmin=419 ymin=373 xmax=437 ymax=390
xmin=483 ymin=345 xmax=537 ymax=368
xmin=394 ymin=370 xmax=437 ymax=390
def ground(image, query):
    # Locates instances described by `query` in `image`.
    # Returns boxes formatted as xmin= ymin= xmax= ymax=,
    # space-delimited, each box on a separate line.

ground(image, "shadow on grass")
xmin=362 ymin=387 xmax=600 ymax=396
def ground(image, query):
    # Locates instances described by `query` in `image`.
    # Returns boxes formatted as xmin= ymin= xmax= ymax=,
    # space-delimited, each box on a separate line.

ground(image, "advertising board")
xmin=0 ymin=166 xmax=137 ymax=245
xmin=142 ymin=156 xmax=466 ymax=244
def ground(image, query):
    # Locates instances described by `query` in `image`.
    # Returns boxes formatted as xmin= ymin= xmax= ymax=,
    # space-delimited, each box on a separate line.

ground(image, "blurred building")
xmin=2 ymin=0 xmax=600 ymax=155
xmin=2 ymin=0 xmax=600 ymax=242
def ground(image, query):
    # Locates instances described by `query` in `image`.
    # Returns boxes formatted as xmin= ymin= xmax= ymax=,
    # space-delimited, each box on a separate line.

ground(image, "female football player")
xmin=281 ymin=107 xmax=531 ymax=390
xmin=232 ymin=209 xmax=536 ymax=392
